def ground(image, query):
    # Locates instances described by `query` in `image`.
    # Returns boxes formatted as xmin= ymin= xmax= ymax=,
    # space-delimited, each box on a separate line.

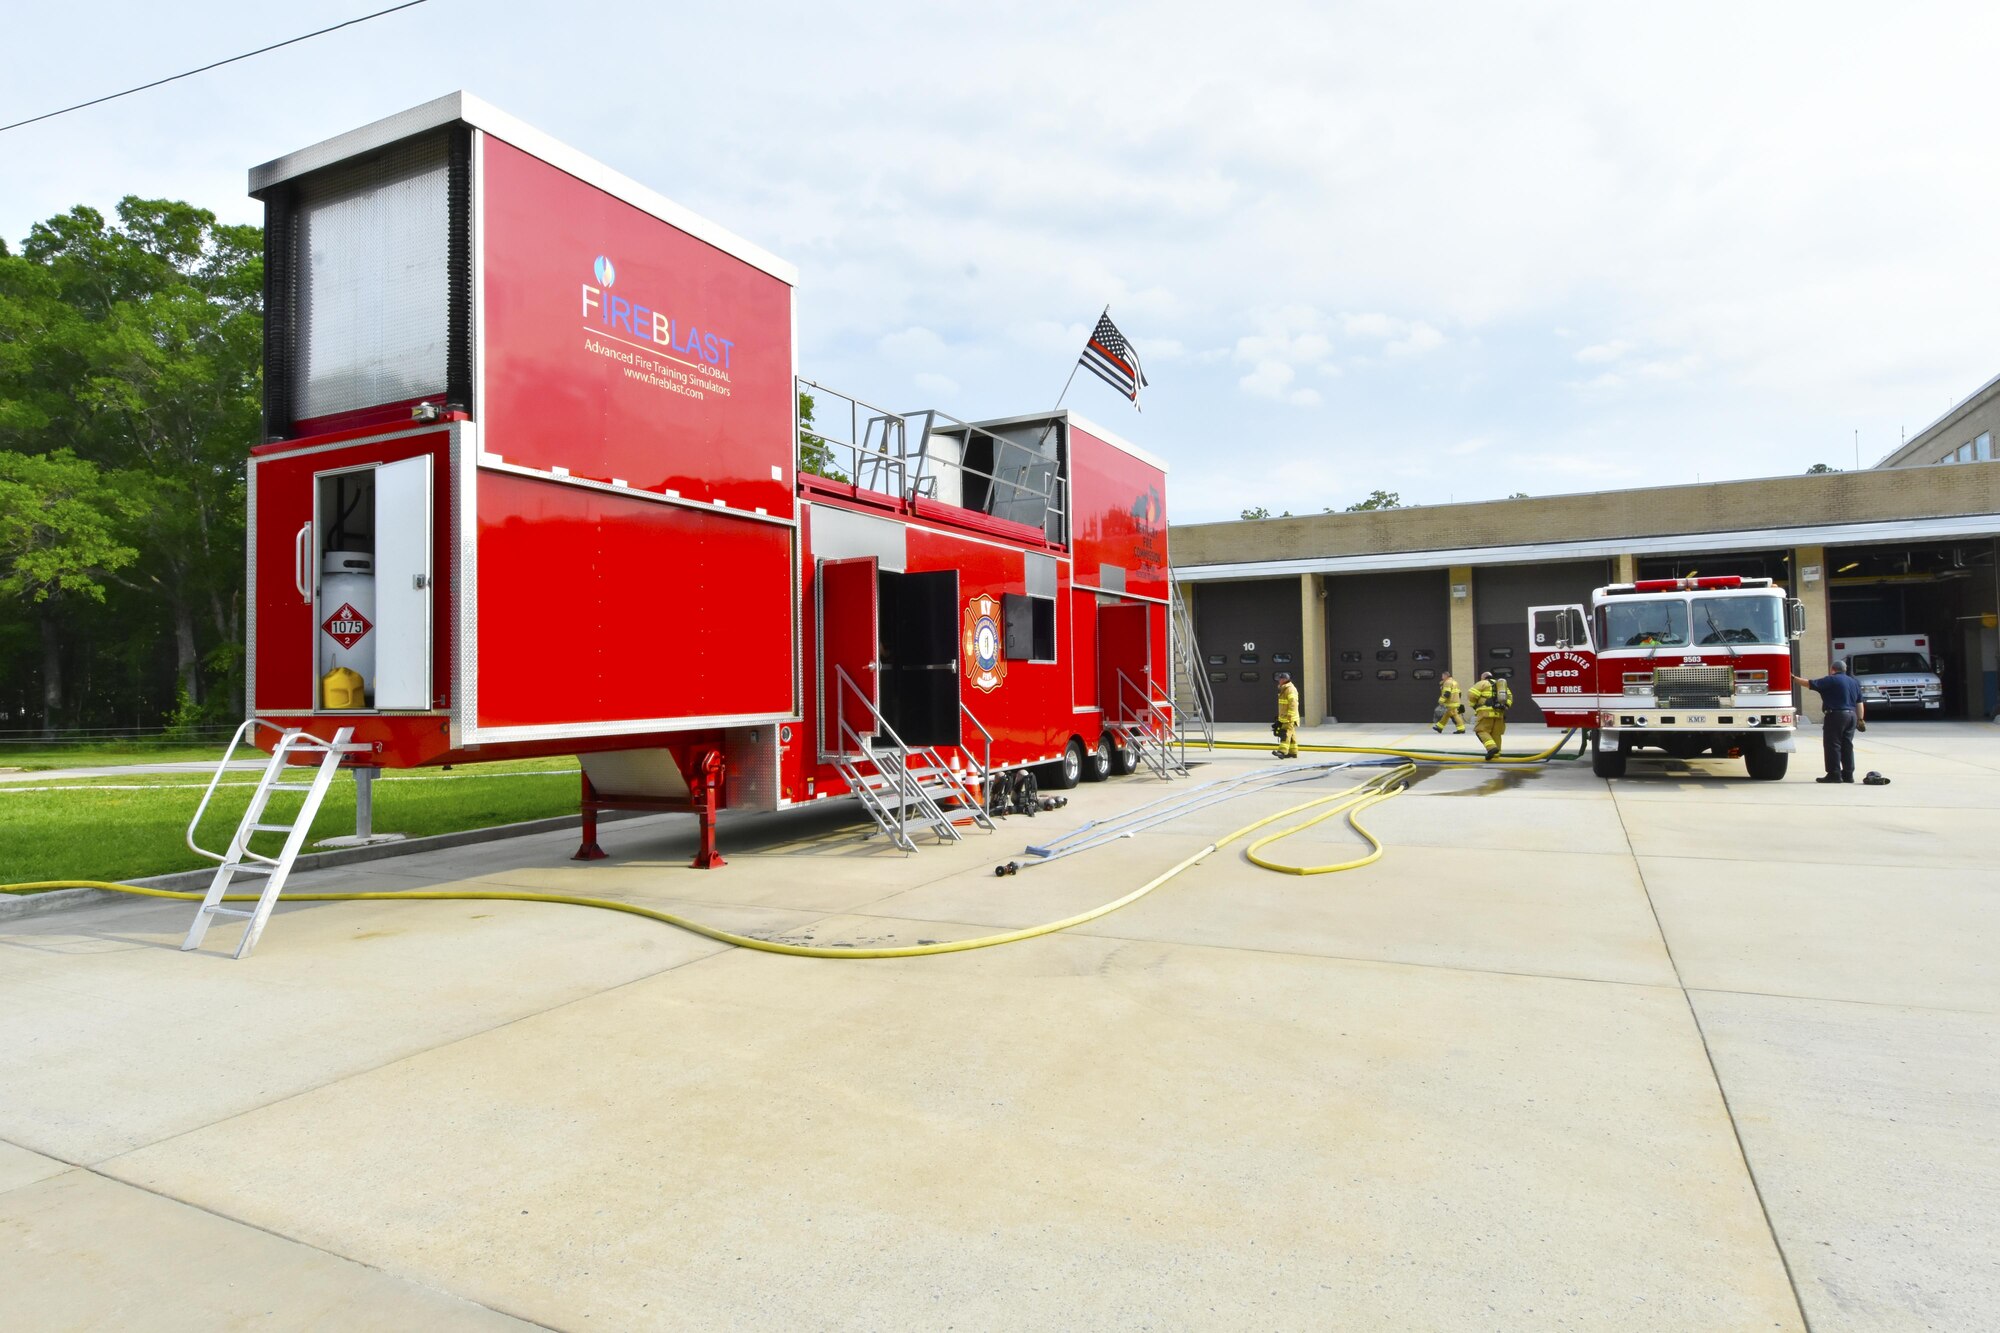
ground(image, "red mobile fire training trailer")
xmin=245 ymin=93 xmax=1178 ymax=866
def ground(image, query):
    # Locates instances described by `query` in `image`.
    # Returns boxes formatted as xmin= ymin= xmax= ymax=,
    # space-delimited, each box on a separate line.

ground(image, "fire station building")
xmin=1171 ymin=455 xmax=2000 ymax=727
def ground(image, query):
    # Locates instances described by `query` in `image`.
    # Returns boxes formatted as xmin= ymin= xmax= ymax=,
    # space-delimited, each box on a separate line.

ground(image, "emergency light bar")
xmin=1607 ymin=576 xmax=1767 ymax=595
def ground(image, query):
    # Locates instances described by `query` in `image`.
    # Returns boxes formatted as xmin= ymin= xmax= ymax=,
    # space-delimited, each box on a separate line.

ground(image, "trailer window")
xmin=1002 ymin=592 xmax=1056 ymax=663
xmin=1605 ymin=600 xmax=1689 ymax=648
xmin=1692 ymin=596 xmax=1783 ymax=646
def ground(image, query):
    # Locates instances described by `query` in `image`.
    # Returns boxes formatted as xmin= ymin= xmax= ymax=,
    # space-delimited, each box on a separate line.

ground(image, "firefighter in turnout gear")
xmin=1431 ymin=671 xmax=1465 ymax=733
xmin=1272 ymin=672 xmax=1301 ymax=759
xmin=1468 ymin=671 xmax=1511 ymax=760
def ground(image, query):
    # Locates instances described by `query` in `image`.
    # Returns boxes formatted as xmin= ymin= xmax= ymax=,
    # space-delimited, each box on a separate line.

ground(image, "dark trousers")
xmin=1822 ymin=709 xmax=1856 ymax=779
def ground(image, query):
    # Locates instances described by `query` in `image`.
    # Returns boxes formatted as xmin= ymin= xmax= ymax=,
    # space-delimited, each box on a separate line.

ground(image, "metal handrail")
xmin=184 ymin=719 xmax=360 ymax=864
xmin=1170 ymin=583 xmax=1216 ymax=746
xmin=958 ymin=701 xmax=993 ymax=793
xmin=834 ymin=665 xmax=928 ymax=846
xmin=799 ymin=378 xmax=1070 ymax=542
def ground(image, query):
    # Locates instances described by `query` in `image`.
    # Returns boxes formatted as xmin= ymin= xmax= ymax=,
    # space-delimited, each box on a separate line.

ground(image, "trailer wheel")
xmin=1082 ymin=735 xmax=1113 ymax=782
xmin=1744 ymin=745 xmax=1788 ymax=781
xmin=1042 ymin=738 xmax=1085 ymax=790
xmin=1590 ymin=730 xmax=1627 ymax=779
xmin=1110 ymin=735 xmax=1141 ymax=776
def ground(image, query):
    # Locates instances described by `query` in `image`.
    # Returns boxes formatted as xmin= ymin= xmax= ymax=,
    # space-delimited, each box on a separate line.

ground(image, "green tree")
xmin=1805 ymin=463 xmax=1838 ymax=474
xmin=0 ymin=450 xmax=144 ymax=734
xmin=1344 ymin=489 xmax=1402 ymax=511
xmin=1239 ymin=506 xmax=1271 ymax=520
xmin=798 ymin=391 xmax=848 ymax=482
xmin=0 ymin=198 xmax=261 ymax=727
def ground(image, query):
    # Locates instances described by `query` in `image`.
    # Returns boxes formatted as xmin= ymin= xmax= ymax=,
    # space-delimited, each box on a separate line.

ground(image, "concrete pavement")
xmin=2 ymin=720 xmax=1993 ymax=1330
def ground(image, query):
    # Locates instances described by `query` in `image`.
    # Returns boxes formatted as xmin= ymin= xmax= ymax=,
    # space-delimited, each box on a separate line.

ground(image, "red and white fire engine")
xmin=240 ymin=94 xmax=1185 ymax=867
xmin=1527 ymin=576 xmax=1806 ymax=779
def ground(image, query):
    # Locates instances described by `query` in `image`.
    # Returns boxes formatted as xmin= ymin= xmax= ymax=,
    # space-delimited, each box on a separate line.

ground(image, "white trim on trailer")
xmin=463 ymin=711 xmax=798 ymax=746
xmin=1064 ymin=410 xmax=1169 ymax=473
xmin=1071 ymin=582 xmax=1167 ymax=604
xmin=248 ymin=92 xmax=798 ymax=286
xmin=801 ymin=499 xmax=1076 ymax=562
xmin=1175 ymin=511 xmax=2000 ymax=582
xmin=476 ymin=456 xmax=799 ymax=529
xmin=249 ymin=423 xmax=451 ymax=464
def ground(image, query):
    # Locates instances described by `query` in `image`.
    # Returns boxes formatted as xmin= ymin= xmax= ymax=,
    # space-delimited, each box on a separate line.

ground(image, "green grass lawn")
xmin=0 ymin=741 xmax=230 ymax=771
xmin=0 ymin=758 xmax=582 ymax=886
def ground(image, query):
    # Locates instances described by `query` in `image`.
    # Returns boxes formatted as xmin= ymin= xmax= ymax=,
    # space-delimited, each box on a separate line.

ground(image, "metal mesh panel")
xmin=294 ymin=136 xmax=450 ymax=421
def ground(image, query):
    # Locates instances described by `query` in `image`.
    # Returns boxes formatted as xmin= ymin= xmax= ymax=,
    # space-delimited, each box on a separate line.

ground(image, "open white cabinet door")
xmin=372 ymin=455 xmax=433 ymax=709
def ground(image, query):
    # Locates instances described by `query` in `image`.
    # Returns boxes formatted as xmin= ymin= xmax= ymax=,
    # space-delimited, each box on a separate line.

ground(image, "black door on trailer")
xmin=877 ymin=569 xmax=962 ymax=747
xmin=1190 ymin=579 xmax=1301 ymax=723
xmin=1473 ymin=560 xmax=1609 ymax=724
xmin=1323 ymin=570 xmax=1450 ymax=723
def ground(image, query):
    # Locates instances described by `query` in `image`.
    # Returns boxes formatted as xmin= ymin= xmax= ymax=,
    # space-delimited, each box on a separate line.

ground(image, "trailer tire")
xmin=1083 ymin=735 xmax=1113 ymax=782
xmin=1042 ymin=738 xmax=1085 ymax=790
xmin=1110 ymin=735 xmax=1141 ymax=776
xmin=1591 ymin=730 xmax=1627 ymax=779
xmin=1745 ymin=745 xmax=1788 ymax=781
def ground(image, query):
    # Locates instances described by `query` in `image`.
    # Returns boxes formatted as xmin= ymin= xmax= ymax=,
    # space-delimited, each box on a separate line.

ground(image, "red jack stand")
xmin=572 ymin=773 xmax=609 ymax=861
xmin=688 ymin=747 xmax=727 ymax=869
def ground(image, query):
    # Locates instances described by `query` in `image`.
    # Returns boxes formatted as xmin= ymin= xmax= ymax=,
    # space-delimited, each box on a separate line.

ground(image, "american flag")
xmin=1079 ymin=311 xmax=1148 ymax=407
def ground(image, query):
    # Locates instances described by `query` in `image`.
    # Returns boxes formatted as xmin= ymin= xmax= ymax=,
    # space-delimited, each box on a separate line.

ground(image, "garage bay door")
xmin=1324 ymin=570 xmax=1449 ymax=723
xmin=1190 ymin=578 xmax=1300 ymax=723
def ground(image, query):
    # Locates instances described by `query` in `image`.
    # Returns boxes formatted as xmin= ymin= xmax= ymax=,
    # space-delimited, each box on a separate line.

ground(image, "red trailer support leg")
xmin=689 ymin=747 xmax=727 ymax=870
xmin=573 ymin=773 xmax=609 ymax=861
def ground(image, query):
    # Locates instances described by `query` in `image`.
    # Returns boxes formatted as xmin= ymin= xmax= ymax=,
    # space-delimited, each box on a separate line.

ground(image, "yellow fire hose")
xmin=0 ymin=764 xmax=1419 ymax=957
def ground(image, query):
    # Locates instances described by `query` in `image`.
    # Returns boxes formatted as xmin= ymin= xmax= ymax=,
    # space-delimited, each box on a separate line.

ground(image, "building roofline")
xmin=1172 ymin=511 xmax=2000 ymax=582
xmin=1875 ymin=368 xmax=2000 ymax=467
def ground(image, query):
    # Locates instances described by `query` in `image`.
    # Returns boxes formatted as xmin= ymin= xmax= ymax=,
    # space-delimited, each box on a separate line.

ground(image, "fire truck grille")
xmin=1651 ymin=665 xmax=1733 ymax=707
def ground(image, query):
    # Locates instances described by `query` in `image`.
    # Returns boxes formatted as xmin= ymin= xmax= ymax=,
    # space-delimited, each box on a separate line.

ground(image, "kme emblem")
xmin=963 ymin=594 xmax=1006 ymax=693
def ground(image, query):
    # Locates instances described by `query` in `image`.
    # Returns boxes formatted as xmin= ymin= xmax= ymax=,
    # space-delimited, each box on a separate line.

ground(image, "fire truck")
xmin=238 ymin=93 xmax=1187 ymax=869
xmin=1527 ymin=576 xmax=1806 ymax=779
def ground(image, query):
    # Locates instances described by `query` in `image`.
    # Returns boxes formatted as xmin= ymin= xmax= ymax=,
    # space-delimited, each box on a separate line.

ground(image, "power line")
xmin=0 ymin=1 xmax=431 ymax=135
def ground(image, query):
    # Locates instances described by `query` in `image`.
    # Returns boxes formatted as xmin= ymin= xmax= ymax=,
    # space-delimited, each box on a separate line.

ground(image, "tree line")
xmin=0 ymin=198 xmax=259 ymax=737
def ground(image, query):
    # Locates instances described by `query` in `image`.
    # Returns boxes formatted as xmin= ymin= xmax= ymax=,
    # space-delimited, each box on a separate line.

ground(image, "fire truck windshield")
xmin=1606 ymin=600 xmax=1689 ymax=648
xmin=1692 ymin=595 xmax=1783 ymax=646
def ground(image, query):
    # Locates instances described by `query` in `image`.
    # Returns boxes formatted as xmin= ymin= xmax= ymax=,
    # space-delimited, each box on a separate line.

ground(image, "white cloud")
xmin=879 ymin=326 xmax=951 ymax=363
xmin=8 ymin=0 xmax=1999 ymax=508
xmin=1237 ymin=360 xmax=1321 ymax=407
xmin=913 ymin=371 xmax=960 ymax=397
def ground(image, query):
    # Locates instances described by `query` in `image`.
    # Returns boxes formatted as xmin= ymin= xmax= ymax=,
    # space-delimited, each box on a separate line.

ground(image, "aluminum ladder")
xmin=182 ymin=721 xmax=364 ymax=959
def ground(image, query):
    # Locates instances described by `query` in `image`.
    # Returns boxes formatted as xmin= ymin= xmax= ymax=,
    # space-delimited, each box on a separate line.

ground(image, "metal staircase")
xmin=181 ymin=720 xmax=366 ymax=959
xmin=1110 ymin=670 xmax=1192 ymax=779
xmin=831 ymin=669 xmax=993 ymax=853
xmin=1169 ymin=581 xmax=1215 ymax=753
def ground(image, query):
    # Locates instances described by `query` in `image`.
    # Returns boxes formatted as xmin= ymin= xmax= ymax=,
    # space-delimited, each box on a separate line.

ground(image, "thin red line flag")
xmin=1080 ymin=311 xmax=1148 ymax=408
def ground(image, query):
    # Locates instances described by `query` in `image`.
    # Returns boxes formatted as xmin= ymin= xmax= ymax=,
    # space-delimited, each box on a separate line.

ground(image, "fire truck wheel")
xmin=1042 ymin=739 xmax=1085 ymax=790
xmin=1590 ymin=730 xmax=1627 ymax=779
xmin=1082 ymin=735 xmax=1113 ymax=782
xmin=1744 ymin=745 xmax=1788 ymax=781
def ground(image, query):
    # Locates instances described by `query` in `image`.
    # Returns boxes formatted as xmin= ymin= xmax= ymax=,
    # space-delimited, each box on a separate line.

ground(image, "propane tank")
xmin=318 ymin=550 xmax=375 ymax=703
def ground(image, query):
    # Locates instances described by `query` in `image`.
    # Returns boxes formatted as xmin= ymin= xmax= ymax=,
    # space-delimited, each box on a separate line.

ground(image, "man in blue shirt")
xmin=1804 ymin=661 xmax=1866 ymax=783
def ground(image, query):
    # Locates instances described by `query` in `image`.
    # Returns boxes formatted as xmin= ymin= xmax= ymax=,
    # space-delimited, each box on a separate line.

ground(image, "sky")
xmin=4 ymin=0 xmax=1998 ymax=522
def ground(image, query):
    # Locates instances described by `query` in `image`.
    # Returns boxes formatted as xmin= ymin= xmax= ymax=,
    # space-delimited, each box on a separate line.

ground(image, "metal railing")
xmin=1169 ymin=582 xmax=1215 ymax=750
xmin=799 ymin=378 xmax=1069 ymax=544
